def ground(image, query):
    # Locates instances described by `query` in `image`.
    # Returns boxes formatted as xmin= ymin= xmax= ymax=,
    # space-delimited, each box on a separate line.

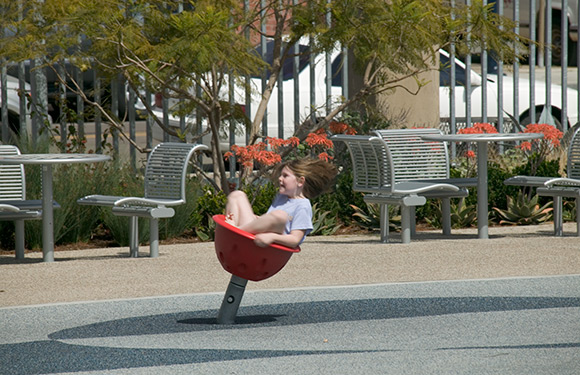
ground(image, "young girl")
xmin=225 ymin=158 xmax=338 ymax=248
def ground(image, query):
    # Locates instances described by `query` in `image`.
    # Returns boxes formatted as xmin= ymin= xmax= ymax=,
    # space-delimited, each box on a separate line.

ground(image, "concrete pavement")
xmin=1 ymin=222 xmax=579 ymax=374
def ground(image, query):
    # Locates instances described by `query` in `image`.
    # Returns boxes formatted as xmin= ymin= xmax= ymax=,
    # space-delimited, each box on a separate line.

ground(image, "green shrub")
xmin=493 ymin=192 xmax=553 ymax=225
xmin=350 ymin=202 xmax=401 ymax=232
xmin=311 ymin=202 xmax=342 ymax=235
xmin=243 ymin=181 xmax=278 ymax=215
xmin=190 ymin=185 xmax=227 ymax=241
xmin=20 ymin=157 xmax=128 ymax=249
xmin=87 ymin=161 xmax=146 ymax=247
xmin=423 ymin=198 xmax=477 ymax=229
xmin=314 ymin=170 xmax=366 ymax=226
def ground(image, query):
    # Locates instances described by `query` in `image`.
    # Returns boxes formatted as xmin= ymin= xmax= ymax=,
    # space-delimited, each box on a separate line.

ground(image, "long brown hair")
xmin=273 ymin=158 xmax=338 ymax=199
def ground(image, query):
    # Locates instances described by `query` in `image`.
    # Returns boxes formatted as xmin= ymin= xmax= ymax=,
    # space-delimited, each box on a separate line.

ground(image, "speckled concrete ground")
xmin=1 ymin=222 xmax=579 ymax=308
xmin=1 ymin=223 xmax=579 ymax=374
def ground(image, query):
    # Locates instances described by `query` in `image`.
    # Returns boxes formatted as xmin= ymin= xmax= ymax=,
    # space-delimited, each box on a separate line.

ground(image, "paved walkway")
xmin=1 ymin=223 xmax=579 ymax=374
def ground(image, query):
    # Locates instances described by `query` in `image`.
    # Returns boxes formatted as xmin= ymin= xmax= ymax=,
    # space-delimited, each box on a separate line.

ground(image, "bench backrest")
xmin=144 ymin=143 xmax=206 ymax=201
xmin=567 ymin=127 xmax=580 ymax=179
xmin=0 ymin=145 xmax=25 ymax=201
xmin=331 ymin=134 xmax=393 ymax=193
xmin=373 ymin=129 xmax=450 ymax=182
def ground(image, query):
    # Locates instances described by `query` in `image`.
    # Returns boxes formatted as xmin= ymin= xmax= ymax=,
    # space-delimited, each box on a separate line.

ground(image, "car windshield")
xmin=439 ymin=52 xmax=469 ymax=87
xmin=252 ymin=40 xmax=343 ymax=86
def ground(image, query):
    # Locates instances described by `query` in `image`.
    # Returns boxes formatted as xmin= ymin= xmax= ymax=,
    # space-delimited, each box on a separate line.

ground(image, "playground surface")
xmin=1 ymin=223 xmax=579 ymax=374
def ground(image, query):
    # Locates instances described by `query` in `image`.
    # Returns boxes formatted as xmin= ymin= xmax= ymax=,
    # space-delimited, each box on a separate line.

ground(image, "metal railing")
xmin=1 ymin=0 xmax=579 ymax=169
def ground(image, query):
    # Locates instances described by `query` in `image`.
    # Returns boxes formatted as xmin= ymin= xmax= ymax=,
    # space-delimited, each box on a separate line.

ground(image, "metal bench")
xmin=372 ymin=128 xmax=476 ymax=234
xmin=0 ymin=145 xmax=60 ymax=259
xmin=77 ymin=142 xmax=208 ymax=257
xmin=504 ymin=126 xmax=580 ymax=236
xmin=332 ymin=133 xmax=468 ymax=244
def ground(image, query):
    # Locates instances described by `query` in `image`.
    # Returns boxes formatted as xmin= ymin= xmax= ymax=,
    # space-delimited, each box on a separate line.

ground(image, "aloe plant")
xmin=311 ymin=203 xmax=342 ymax=236
xmin=425 ymin=199 xmax=477 ymax=229
xmin=563 ymin=200 xmax=577 ymax=222
xmin=492 ymin=192 xmax=553 ymax=225
xmin=350 ymin=203 xmax=401 ymax=232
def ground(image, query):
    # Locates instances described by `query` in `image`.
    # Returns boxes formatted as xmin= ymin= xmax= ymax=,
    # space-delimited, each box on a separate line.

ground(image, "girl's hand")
xmin=254 ymin=233 xmax=276 ymax=247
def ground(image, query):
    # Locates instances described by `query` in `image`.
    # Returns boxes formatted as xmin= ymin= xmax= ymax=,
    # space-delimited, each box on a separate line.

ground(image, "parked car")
xmin=135 ymin=42 xmax=344 ymax=152
xmin=439 ymin=49 xmax=579 ymax=130
xmin=0 ymin=73 xmax=30 ymax=138
xmin=456 ymin=0 xmax=579 ymax=66
xmin=504 ymin=0 xmax=578 ymax=66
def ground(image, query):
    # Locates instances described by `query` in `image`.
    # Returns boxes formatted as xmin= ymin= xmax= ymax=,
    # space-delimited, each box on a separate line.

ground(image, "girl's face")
xmin=278 ymin=166 xmax=304 ymax=198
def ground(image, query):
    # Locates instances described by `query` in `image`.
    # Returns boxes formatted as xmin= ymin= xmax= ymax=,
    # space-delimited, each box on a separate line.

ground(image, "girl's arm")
xmin=254 ymin=229 xmax=306 ymax=249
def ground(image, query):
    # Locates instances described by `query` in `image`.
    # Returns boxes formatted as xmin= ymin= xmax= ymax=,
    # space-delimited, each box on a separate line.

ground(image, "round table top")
xmin=0 ymin=153 xmax=111 ymax=165
xmin=420 ymin=132 xmax=544 ymax=142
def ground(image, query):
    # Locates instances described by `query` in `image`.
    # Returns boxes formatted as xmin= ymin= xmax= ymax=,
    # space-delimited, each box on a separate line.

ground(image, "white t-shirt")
xmin=267 ymin=194 xmax=313 ymax=244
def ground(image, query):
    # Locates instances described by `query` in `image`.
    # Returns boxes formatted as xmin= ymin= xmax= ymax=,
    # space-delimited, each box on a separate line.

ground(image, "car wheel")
xmin=520 ymin=106 xmax=563 ymax=130
xmin=552 ymin=21 xmax=564 ymax=66
xmin=550 ymin=18 xmax=577 ymax=67
xmin=0 ymin=110 xmax=23 ymax=141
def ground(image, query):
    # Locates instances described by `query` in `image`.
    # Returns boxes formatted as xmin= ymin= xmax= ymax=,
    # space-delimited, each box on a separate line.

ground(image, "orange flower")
xmin=518 ymin=141 xmax=532 ymax=151
xmin=465 ymin=150 xmax=476 ymax=158
xmin=522 ymin=123 xmax=562 ymax=148
xmin=305 ymin=132 xmax=334 ymax=148
xmin=317 ymin=152 xmax=333 ymax=161
xmin=458 ymin=122 xmax=498 ymax=134
xmin=329 ymin=121 xmax=357 ymax=135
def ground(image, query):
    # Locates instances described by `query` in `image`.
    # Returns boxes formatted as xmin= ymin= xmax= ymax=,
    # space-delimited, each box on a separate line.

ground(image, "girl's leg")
xmin=225 ymin=190 xmax=256 ymax=227
xmin=240 ymin=209 xmax=288 ymax=235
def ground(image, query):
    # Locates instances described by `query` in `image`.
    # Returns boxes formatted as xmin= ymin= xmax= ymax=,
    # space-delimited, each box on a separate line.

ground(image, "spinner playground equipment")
xmin=212 ymin=214 xmax=300 ymax=324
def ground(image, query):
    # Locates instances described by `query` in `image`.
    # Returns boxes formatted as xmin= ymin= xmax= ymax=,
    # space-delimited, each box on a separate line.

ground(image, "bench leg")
xmin=576 ymin=198 xmax=580 ymax=237
xmin=129 ymin=216 xmax=139 ymax=257
xmin=379 ymin=204 xmax=389 ymax=243
xmin=553 ymin=197 xmax=563 ymax=236
xmin=410 ymin=206 xmax=416 ymax=236
xmin=441 ymin=198 xmax=451 ymax=236
xmin=14 ymin=219 xmax=25 ymax=260
xmin=400 ymin=206 xmax=412 ymax=244
xmin=149 ymin=218 xmax=159 ymax=258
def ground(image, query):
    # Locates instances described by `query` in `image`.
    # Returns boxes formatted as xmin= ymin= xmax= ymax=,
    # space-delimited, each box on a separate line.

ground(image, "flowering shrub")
xmin=517 ymin=123 xmax=563 ymax=175
xmin=226 ymin=137 xmax=299 ymax=168
xmin=458 ymin=122 xmax=499 ymax=134
xmin=225 ymin=121 xmax=357 ymax=170
xmin=518 ymin=123 xmax=562 ymax=153
xmin=455 ymin=122 xmax=498 ymax=166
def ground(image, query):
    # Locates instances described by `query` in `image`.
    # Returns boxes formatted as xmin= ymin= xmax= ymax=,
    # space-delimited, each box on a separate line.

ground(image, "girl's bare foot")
xmin=225 ymin=213 xmax=236 ymax=226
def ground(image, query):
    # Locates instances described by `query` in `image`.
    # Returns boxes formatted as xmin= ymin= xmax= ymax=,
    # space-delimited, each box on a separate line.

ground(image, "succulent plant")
xmin=311 ymin=203 xmax=342 ymax=236
xmin=350 ymin=203 xmax=401 ymax=232
xmin=492 ymin=192 xmax=553 ymax=225
xmin=425 ymin=199 xmax=477 ymax=229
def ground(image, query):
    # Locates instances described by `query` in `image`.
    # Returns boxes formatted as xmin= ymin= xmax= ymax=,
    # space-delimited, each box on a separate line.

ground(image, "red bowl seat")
xmin=213 ymin=214 xmax=300 ymax=281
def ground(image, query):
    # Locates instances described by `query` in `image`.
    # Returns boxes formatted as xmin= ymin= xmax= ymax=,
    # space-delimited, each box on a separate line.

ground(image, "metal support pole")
xmin=477 ymin=142 xmax=489 ymax=239
xmin=149 ymin=218 xmax=159 ymax=258
xmin=441 ymin=198 xmax=451 ymax=235
xmin=576 ymin=197 xmax=580 ymax=236
xmin=411 ymin=207 xmax=417 ymax=236
xmin=41 ymin=165 xmax=54 ymax=262
xmin=129 ymin=216 xmax=139 ymax=258
xmin=400 ymin=206 xmax=412 ymax=244
xmin=379 ymin=204 xmax=389 ymax=243
xmin=14 ymin=220 xmax=25 ymax=260
xmin=217 ymin=274 xmax=248 ymax=324
xmin=553 ymin=196 xmax=563 ymax=236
